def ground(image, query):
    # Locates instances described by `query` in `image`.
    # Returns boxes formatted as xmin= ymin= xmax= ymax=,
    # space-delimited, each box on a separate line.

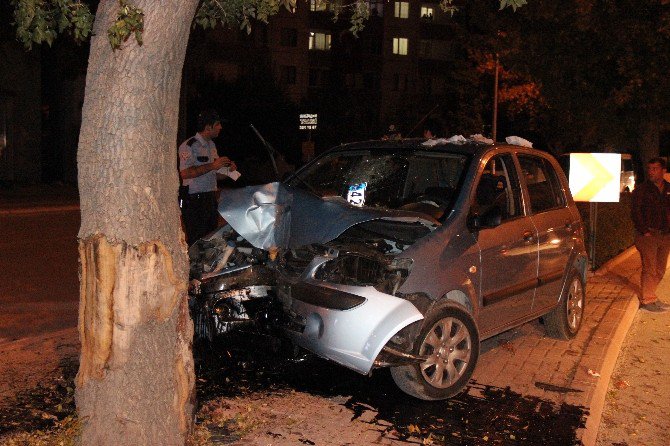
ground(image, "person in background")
xmin=630 ymin=157 xmax=670 ymax=313
xmin=422 ymin=118 xmax=442 ymax=139
xmin=179 ymin=109 xmax=236 ymax=245
xmin=382 ymin=124 xmax=402 ymax=140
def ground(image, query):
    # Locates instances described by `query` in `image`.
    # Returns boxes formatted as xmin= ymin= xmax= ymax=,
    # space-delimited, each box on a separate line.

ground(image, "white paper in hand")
xmin=217 ymin=166 xmax=241 ymax=181
xmin=226 ymin=170 xmax=241 ymax=181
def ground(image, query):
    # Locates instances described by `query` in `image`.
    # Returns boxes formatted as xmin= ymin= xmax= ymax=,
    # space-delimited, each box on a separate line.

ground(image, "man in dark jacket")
xmin=630 ymin=157 xmax=670 ymax=312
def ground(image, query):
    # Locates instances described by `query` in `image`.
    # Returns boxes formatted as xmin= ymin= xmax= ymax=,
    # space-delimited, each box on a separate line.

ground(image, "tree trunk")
xmin=638 ymin=118 xmax=660 ymax=165
xmin=75 ymin=1 xmax=200 ymax=445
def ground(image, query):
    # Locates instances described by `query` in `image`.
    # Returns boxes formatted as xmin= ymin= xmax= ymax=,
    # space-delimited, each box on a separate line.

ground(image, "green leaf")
xmin=107 ymin=0 xmax=145 ymax=51
xmin=10 ymin=0 xmax=94 ymax=49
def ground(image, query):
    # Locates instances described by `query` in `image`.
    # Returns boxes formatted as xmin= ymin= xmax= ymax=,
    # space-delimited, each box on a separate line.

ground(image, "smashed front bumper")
xmin=189 ymin=264 xmax=277 ymax=339
xmin=278 ymin=256 xmax=424 ymax=375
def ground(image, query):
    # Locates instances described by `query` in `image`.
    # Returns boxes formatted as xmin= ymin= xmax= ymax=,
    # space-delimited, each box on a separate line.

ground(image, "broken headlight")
xmin=314 ymin=256 xmax=412 ymax=296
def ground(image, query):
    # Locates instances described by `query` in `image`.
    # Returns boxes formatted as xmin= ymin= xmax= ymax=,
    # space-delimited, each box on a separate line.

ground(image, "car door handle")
xmin=523 ymin=230 xmax=534 ymax=242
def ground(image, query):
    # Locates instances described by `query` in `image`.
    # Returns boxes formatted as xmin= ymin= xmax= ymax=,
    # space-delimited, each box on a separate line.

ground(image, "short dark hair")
xmin=196 ymin=109 xmax=221 ymax=132
xmin=648 ymin=157 xmax=666 ymax=169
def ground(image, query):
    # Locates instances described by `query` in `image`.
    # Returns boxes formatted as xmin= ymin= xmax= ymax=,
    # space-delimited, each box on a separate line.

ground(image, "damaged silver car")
xmin=188 ymin=137 xmax=587 ymax=400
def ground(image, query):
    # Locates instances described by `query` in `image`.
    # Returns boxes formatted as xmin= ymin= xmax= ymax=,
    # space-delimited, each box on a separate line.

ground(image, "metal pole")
xmin=589 ymin=202 xmax=598 ymax=270
xmin=492 ymin=53 xmax=499 ymax=143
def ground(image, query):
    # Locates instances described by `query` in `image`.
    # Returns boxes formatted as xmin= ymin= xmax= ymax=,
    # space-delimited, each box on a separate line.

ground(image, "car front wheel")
xmin=391 ymin=305 xmax=479 ymax=400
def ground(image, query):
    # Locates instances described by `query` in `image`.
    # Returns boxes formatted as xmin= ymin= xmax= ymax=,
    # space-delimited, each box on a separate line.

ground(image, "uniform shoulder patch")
xmin=179 ymin=150 xmax=191 ymax=162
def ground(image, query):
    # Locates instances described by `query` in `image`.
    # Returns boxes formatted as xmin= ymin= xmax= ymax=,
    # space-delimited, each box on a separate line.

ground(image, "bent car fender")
xmin=282 ymin=281 xmax=424 ymax=375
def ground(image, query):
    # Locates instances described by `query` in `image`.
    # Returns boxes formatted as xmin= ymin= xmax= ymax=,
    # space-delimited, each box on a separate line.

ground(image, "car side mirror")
xmin=468 ymin=206 xmax=503 ymax=231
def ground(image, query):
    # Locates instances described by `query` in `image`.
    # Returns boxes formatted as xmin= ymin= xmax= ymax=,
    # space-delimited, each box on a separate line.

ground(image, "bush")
xmin=576 ymin=192 xmax=635 ymax=270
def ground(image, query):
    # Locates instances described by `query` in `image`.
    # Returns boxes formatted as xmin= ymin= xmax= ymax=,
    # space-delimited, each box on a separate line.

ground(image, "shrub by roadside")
xmin=577 ymin=192 xmax=635 ymax=270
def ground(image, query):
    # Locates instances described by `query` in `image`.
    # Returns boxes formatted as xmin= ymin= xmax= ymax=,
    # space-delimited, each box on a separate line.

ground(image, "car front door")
xmin=517 ymin=154 xmax=575 ymax=312
xmin=475 ymin=153 xmax=539 ymax=335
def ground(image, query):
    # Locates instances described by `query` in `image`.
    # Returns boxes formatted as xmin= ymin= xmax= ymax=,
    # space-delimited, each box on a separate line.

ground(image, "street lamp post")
xmin=492 ymin=53 xmax=499 ymax=143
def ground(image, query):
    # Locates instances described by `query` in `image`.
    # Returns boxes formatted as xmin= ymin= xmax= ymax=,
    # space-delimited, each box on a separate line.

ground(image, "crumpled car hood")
xmin=218 ymin=182 xmax=438 ymax=250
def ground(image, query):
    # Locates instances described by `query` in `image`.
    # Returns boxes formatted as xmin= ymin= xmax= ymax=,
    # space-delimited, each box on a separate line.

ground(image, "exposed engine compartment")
xmin=188 ymin=225 xmax=277 ymax=341
xmin=188 ymin=218 xmax=431 ymax=342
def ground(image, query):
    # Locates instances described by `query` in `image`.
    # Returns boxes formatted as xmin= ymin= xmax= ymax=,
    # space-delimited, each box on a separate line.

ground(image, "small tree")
xmin=10 ymin=1 xmax=525 ymax=444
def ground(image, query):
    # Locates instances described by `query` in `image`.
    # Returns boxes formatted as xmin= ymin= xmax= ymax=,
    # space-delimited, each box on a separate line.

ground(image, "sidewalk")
xmin=473 ymin=248 xmax=670 ymax=446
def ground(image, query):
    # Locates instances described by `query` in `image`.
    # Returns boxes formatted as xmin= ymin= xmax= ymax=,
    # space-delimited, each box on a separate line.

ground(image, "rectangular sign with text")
xmin=299 ymin=113 xmax=317 ymax=130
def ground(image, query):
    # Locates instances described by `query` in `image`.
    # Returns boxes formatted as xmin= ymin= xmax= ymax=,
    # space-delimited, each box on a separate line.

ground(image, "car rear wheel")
xmin=544 ymin=271 xmax=585 ymax=339
xmin=390 ymin=306 xmax=479 ymax=400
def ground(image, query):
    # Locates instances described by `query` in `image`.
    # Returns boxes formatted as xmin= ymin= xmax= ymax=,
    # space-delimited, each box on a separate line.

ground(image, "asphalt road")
xmin=0 ymin=209 xmax=80 ymax=342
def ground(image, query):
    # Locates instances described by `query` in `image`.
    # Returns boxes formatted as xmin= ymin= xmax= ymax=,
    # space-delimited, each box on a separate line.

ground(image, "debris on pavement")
xmin=614 ymin=380 xmax=630 ymax=390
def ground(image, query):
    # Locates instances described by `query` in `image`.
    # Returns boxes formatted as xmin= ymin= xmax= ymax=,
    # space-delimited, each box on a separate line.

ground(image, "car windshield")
xmin=286 ymin=149 xmax=470 ymax=219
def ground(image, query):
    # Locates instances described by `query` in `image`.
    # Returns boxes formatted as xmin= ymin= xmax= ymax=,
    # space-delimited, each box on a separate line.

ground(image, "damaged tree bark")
xmin=77 ymin=236 xmax=193 ymax=441
xmin=74 ymin=1 xmax=200 ymax=444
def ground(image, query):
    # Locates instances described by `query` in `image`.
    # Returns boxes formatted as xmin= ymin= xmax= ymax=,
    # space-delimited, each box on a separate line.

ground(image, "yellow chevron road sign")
xmin=568 ymin=153 xmax=621 ymax=202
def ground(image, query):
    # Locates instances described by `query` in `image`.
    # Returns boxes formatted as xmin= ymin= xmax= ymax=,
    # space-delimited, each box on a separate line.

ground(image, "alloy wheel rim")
xmin=567 ymin=278 xmax=584 ymax=332
xmin=418 ymin=317 xmax=472 ymax=389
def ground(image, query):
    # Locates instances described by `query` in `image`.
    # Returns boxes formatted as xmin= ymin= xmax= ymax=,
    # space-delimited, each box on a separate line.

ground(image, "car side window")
xmin=518 ymin=154 xmax=566 ymax=214
xmin=474 ymin=154 xmax=523 ymax=221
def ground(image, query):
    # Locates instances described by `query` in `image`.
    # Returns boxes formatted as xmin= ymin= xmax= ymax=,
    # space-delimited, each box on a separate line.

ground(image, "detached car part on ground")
xmin=188 ymin=137 xmax=588 ymax=400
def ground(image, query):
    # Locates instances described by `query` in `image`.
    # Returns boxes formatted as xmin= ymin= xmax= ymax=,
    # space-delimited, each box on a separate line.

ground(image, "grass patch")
xmin=0 ymin=416 xmax=79 ymax=446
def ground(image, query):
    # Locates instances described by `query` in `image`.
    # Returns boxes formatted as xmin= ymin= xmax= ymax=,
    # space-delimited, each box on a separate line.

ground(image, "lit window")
xmin=310 ymin=0 xmax=327 ymax=12
xmin=309 ymin=32 xmax=331 ymax=50
xmin=310 ymin=0 xmax=342 ymax=12
xmin=394 ymin=2 xmax=409 ymax=19
xmin=393 ymin=37 xmax=408 ymax=56
xmin=420 ymin=6 xmax=434 ymax=19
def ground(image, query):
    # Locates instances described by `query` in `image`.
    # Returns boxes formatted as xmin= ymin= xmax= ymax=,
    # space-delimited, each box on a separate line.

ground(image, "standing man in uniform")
xmin=630 ymin=157 xmax=670 ymax=313
xmin=179 ymin=110 xmax=236 ymax=245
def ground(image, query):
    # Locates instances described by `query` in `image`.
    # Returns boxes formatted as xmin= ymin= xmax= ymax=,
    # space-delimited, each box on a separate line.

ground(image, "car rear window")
xmin=518 ymin=154 xmax=566 ymax=213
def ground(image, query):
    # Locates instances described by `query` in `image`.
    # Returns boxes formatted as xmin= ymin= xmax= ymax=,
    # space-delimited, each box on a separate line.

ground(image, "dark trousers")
xmin=181 ymin=191 xmax=218 ymax=245
xmin=635 ymin=233 xmax=670 ymax=304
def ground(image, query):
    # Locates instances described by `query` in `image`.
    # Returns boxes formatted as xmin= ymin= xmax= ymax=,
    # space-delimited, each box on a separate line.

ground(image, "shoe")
xmin=639 ymin=302 xmax=669 ymax=313
xmin=656 ymin=300 xmax=670 ymax=310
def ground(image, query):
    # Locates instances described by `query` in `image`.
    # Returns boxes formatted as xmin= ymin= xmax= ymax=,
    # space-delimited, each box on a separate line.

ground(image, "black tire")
xmin=390 ymin=305 xmax=479 ymax=400
xmin=544 ymin=271 xmax=585 ymax=339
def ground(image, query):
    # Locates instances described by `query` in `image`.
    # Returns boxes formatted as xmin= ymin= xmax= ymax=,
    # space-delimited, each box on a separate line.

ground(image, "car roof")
xmin=327 ymin=138 xmax=544 ymax=159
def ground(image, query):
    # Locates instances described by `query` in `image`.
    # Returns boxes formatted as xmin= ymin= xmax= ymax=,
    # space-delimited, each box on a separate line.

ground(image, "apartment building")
xmin=182 ymin=1 xmax=458 ymax=144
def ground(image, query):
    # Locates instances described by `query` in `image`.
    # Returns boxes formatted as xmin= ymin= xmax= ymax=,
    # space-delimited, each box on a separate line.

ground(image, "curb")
xmin=592 ymin=246 xmax=637 ymax=276
xmin=0 ymin=204 xmax=80 ymax=216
